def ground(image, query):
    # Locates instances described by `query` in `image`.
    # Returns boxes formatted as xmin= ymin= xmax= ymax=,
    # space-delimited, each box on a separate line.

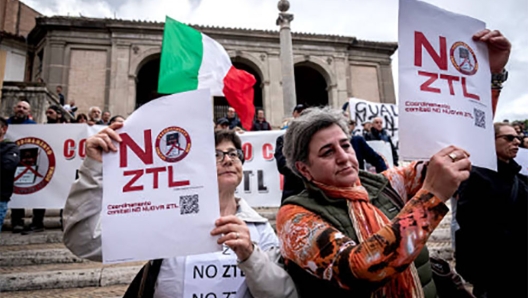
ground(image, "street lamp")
xmin=276 ymin=0 xmax=297 ymax=119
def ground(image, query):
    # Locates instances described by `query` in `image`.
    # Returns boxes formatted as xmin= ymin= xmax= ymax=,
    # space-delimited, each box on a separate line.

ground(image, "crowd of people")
xmin=1 ymin=28 xmax=527 ymax=298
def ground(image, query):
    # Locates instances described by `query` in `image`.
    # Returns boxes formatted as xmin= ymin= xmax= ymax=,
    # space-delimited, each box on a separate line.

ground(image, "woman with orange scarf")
xmin=276 ymin=107 xmax=471 ymax=298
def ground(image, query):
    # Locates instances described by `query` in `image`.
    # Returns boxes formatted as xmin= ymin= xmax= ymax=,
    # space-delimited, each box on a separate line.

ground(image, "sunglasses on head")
xmin=496 ymin=134 xmax=522 ymax=142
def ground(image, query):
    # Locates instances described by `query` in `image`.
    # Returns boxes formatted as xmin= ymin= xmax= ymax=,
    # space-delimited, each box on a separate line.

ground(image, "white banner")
xmin=348 ymin=98 xmax=399 ymax=149
xmin=398 ymin=0 xmax=496 ymax=170
xmin=101 ymin=90 xmax=221 ymax=264
xmin=366 ymin=140 xmax=394 ymax=170
xmin=516 ymin=148 xmax=528 ymax=176
xmin=236 ymin=130 xmax=284 ymax=207
xmin=7 ymin=124 xmax=102 ymax=208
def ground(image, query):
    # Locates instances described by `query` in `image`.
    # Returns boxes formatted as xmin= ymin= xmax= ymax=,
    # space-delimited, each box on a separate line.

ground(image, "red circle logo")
xmin=14 ymin=137 xmax=56 ymax=194
xmin=155 ymin=127 xmax=192 ymax=163
xmin=450 ymin=41 xmax=478 ymax=76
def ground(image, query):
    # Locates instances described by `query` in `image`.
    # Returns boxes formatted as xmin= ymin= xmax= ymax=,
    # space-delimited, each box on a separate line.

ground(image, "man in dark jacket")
xmin=7 ymin=101 xmax=36 ymax=124
xmin=251 ymin=109 xmax=272 ymax=131
xmin=364 ymin=116 xmax=399 ymax=166
xmin=0 ymin=117 xmax=20 ymax=232
xmin=226 ymin=107 xmax=243 ymax=130
xmin=349 ymin=120 xmax=388 ymax=173
xmin=456 ymin=122 xmax=527 ymax=298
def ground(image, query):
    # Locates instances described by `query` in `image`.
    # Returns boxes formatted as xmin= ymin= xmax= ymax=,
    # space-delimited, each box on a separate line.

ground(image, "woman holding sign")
xmin=276 ymin=107 xmax=471 ymax=298
xmin=63 ymin=127 xmax=297 ymax=298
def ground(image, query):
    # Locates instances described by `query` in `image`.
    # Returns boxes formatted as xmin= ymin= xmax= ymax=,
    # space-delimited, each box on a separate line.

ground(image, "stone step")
xmin=0 ymin=230 xmax=62 ymax=246
xmin=427 ymin=241 xmax=454 ymax=261
xmin=0 ymin=261 xmax=144 ymax=292
xmin=429 ymin=228 xmax=451 ymax=242
xmin=0 ymin=284 xmax=127 ymax=298
xmin=0 ymin=243 xmax=86 ymax=267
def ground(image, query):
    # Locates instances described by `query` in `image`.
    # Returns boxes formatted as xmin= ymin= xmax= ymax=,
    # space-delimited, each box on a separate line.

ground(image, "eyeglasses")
xmin=215 ymin=149 xmax=244 ymax=163
xmin=496 ymin=134 xmax=522 ymax=142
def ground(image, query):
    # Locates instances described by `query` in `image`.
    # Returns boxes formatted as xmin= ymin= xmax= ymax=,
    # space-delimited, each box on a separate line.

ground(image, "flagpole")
xmin=277 ymin=0 xmax=297 ymax=119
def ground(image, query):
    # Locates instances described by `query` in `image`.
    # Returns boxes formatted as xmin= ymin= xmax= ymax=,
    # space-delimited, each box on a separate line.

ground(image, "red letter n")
xmin=119 ymin=130 xmax=153 ymax=168
xmin=414 ymin=31 xmax=447 ymax=71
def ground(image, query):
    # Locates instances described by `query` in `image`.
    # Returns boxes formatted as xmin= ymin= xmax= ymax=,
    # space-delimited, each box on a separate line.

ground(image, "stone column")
xmin=276 ymin=0 xmax=296 ymax=118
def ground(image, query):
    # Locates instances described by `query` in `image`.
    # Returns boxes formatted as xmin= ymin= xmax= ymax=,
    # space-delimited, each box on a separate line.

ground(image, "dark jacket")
xmin=1 ymin=140 xmax=21 ymax=202
xmin=282 ymin=171 xmax=435 ymax=298
xmin=251 ymin=120 xmax=271 ymax=131
xmin=7 ymin=116 xmax=37 ymax=124
xmin=226 ymin=116 xmax=243 ymax=130
xmin=364 ymin=128 xmax=399 ymax=166
xmin=274 ymin=135 xmax=305 ymax=202
xmin=351 ymin=135 xmax=388 ymax=173
xmin=456 ymin=160 xmax=528 ymax=298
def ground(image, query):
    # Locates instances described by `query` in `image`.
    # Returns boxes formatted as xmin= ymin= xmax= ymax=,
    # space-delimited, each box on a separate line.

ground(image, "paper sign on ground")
xmin=348 ymin=98 xmax=399 ymax=149
xmin=101 ymin=89 xmax=220 ymax=264
xmin=7 ymin=124 xmax=102 ymax=208
xmin=398 ymin=0 xmax=496 ymax=170
xmin=516 ymin=148 xmax=528 ymax=176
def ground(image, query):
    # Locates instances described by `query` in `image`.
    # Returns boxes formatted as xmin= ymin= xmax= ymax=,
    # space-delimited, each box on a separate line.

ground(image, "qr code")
xmin=474 ymin=108 xmax=486 ymax=128
xmin=180 ymin=194 xmax=199 ymax=215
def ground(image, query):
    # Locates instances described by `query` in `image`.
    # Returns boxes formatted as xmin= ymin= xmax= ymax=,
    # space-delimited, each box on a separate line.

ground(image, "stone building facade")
xmin=26 ymin=16 xmax=397 ymax=127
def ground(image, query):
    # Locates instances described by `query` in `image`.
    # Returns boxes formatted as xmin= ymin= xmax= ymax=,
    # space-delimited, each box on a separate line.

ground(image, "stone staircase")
xmin=0 ymin=205 xmax=456 ymax=297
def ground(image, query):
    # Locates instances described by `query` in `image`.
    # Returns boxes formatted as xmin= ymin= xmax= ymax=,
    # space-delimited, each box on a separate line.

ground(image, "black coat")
xmin=274 ymin=135 xmax=305 ymax=202
xmin=351 ymin=136 xmax=387 ymax=173
xmin=1 ymin=140 xmax=20 ymax=202
xmin=364 ymin=128 xmax=399 ymax=166
xmin=455 ymin=159 xmax=528 ymax=298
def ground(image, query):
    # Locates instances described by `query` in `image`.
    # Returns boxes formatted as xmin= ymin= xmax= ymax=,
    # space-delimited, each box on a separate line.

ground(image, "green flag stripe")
xmin=158 ymin=17 xmax=203 ymax=94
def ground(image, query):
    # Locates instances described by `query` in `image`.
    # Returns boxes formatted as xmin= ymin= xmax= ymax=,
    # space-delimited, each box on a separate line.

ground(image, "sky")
xmin=23 ymin=0 xmax=528 ymax=121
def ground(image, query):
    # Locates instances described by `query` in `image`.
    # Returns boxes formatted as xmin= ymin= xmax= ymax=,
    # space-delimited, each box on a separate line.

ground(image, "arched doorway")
xmin=213 ymin=60 xmax=263 ymax=121
xmin=135 ymin=54 xmax=161 ymax=109
xmin=294 ymin=64 xmax=328 ymax=107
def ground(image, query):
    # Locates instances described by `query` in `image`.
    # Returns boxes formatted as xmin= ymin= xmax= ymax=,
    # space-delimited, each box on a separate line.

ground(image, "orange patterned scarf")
xmin=313 ymin=180 xmax=424 ymax=298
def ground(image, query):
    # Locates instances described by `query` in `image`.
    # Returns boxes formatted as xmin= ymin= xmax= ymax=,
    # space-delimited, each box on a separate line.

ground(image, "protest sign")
xmin=101 ymin=89 xmax=221 ymax=264
xmin=516 ymin=148 xmax=528 ymax=176
xmin=398 ymin=0 xmax=496 ymax=170
xmin=348 ymin=98 xmax=399 ymax=149
xmin=7 ymin=124 xmax=102 ymax=208
xmin=236 ymin=130 xmax=284 ymax=207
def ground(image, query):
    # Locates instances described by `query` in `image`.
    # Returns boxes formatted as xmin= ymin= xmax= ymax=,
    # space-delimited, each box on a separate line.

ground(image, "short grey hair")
xmin=89 ymin=106 xmax=101 ymax=113
xmin=283 ymin=106 xmax=350 ymax=177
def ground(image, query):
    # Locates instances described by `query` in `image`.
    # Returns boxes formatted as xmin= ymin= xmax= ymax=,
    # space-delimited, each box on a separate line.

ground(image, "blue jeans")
xmin=0 ymin=201 xmax=8 ymax=234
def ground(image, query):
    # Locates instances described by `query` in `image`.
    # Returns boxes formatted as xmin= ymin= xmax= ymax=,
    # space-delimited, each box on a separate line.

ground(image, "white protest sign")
xmin=366 ymin=140 xmax=394 ymax=170
xmin=183 ymin=249 xmax=245 ymax=298
xmin=348 ymin=98 xmax=399 ymax=149
xmin=237 ymin=130 xmax=284 ymax=207
xmin=7 ymin=124 xmax=102 ymax=208
xmin=101 ymin=89 xmax=221 ymax=264
xmin=515 ymin=148 xmax=528 ymax=176
xmin=399 ymin=0 xmax=496 ymax=170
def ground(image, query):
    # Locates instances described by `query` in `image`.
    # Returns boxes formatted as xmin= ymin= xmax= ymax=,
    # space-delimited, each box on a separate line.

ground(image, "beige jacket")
xmin=63 ymin=157 xmax=297 ymax=298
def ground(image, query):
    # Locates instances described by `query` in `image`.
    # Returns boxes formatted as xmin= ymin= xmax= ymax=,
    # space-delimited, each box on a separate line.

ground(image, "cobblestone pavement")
xmin=1 ymin=285 xmax=127 ymax=298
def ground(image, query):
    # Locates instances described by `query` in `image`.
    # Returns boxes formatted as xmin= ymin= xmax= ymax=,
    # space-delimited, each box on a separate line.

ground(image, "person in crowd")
xmin=455 ymin=123 xmax=527 ymax=298
xmin=7 ymin=101 xmax=46 ymax=234
xmin=226 ymin=107 xmax=243 ymax=130
xmin=75 ymin=113 xmax=88 ymax=124
xmin=281 ymin=104 xmax=306 ymax=130
xmin=0 ymin=117 xmax=20 ymax=234
xmin=512 ymin=122 xmax=524 ymax=137
xmin=251 ymin=109 xmax=272 ymax=131
xmin=362 ymin=121 xmax=372 ymax=137
xmin=7 ymin=101 xmax=36 ymax=124
xmin=88 ymin=106 xmax=104 ymax=125
xmin=56 ymin=85 xmax=65 ymax=106
xmin=215 ymin=117 xmax=230 ymax=130
xmin=364 ymin=116 xmax=399 ymax=166
xmin=62 ymin=127 xmax=297 ymax=298
xmin=46 ymin=105 xmax=67 ymax=123
xmin=108 ymin=115 xmax=125 ymax=126
xmin=63 ymin=100 xmax=78 ymax=118
xmin=275 ymin=104 xmax=307 ymax=202
xmin=102 ymin=111 xmax=111 ymax=125
xmin=348 ymin=120 xmax=388 ymax=173
xmin=276 ymin=107 xmax=470 ymax=298
xmin=521 ymin=135 xmax=528 ymax=149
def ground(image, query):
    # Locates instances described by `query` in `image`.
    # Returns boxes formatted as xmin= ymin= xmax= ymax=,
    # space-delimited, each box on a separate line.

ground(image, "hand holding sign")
xmin=211 ymin=215 xmax=254 ymax=262
xmin=86 ymin=122 xmax=123 ymax=162
xmin=422 ymin=145 xmax=471 ymax=202
xmin=473 ymin=29 xmax=511 ymax=73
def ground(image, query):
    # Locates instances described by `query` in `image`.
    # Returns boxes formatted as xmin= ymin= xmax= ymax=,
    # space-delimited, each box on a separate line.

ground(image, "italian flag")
xmin=158 ymin=17 xmax=256 ymax=130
